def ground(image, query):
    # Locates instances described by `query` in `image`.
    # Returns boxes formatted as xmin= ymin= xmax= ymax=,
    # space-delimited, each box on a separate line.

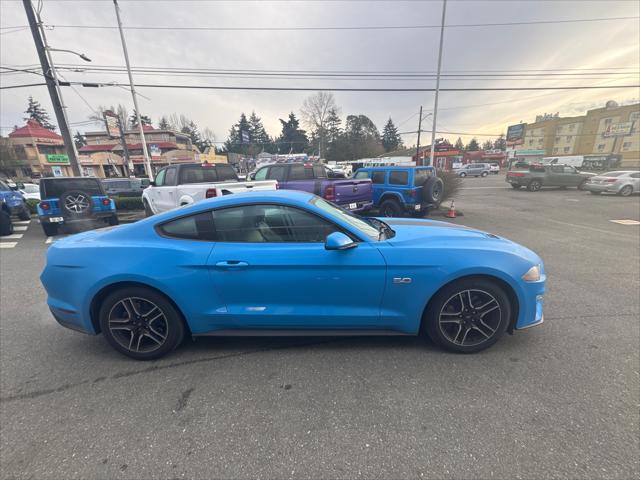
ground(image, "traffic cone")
xmin=446 ymin=200 xmax=457 ymax=218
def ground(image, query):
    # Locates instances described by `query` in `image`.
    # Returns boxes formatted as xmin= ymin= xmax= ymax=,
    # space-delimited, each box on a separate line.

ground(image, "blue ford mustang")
xmin=41 ymin=190 xmax=545 ymax=360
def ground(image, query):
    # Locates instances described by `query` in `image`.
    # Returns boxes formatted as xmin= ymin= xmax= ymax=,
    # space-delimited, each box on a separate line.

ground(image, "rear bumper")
xmin=40 ymin=211 xmax=115 ymax=224
xmin=583 ymin=183 xmax=619 ymax=193
xmin=339 ymin=201 xmax=373 ymax=212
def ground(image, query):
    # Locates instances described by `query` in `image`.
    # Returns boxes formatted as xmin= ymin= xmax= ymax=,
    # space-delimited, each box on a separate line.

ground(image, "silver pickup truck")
xmin=142 ymin=163 xmax=277 ymax=215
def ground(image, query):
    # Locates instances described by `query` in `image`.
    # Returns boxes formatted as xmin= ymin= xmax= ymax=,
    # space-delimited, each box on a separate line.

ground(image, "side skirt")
xmin=193 ymin=329 xmax=414 ymax=337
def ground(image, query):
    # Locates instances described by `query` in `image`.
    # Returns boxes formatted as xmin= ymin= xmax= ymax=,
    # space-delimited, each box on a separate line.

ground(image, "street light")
xmin=45 ymin=47 xmax=92 ymax=62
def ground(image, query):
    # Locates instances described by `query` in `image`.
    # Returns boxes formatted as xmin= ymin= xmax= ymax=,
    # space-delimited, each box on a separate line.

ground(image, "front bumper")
xmin=7 ymin=203 xmax=26 ymax=215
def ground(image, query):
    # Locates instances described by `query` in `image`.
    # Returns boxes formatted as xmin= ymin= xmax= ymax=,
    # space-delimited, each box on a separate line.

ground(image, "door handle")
xmin=215 ymin=260 xmax=249 ymax=268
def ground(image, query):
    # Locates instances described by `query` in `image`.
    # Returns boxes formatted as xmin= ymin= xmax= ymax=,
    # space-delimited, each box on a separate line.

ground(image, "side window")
xmin=313 ymin=165 xmax=327 ymax=178
xmin=216 ymin=165 xmax=238 ymax=181
xmin=164 ymin=167 xmax=177 ymax=186
xmin=563 ymin=166 xmax=576 ymax=174
xmin=354 ymin=171 xmax=370 ymax=179
xmin=389 ymin=170 xmax=409 ymax=185
xmin=0 ymin=181 xmax=10 ymax=192
xmin=253 ymin=167 xmax=268 ymax=181
xmin=371 ymin=171 xmax=385 ymax=184
xmin=630 ymin=173 xmax=640 ymax=179
xmin=158 ymin=211 xmax=215 ymax=240
xmin=550 ymin=165 xmax=564 ymax=173
xmin=154 ymin=169 xmax=166 ymax=186
xmin=212 ymin=204 xmax=339 ymax=243
xmin=288 ymin=164 xmax=305 ymax=180
xmin=267 ymin=165 xmax=287 ymax=182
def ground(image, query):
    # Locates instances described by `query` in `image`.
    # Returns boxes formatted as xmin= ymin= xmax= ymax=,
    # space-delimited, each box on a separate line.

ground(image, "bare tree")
xmin=300 ymin=92 xmax=339 ymax=158
xmin=88 ymin=104 xmax=130 ymax=130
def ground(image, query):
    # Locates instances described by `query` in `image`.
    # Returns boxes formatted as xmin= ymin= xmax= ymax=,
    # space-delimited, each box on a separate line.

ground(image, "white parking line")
xmin=2 ymin=234 xmax=23 ymax=240
xmin=45 ymin=237 xmax=53 ymax=244
xmin=13 ymin=226 xmax=28 ymax=231
xmin=610 ymin=219 xmax=640 ymax=225
xmin=14 ymin=220 xmax=31 ymax=225
xmin=0 ymin=242 xmax=17 ymax=249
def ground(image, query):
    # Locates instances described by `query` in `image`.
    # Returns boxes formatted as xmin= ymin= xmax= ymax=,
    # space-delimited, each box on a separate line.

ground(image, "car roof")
xmin=358 ymin=166 xmax=433 ymax=170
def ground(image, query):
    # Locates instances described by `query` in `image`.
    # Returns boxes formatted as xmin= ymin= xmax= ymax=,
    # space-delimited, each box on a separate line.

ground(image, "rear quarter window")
xmin=389 ymin=170 xmax=409 ymax=185
xmin=158 ymin=211 xmax=215 ymax=240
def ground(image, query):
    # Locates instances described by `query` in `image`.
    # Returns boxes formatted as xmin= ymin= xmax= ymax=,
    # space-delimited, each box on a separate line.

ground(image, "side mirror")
xmin=325 ymin=232 xmax=357 ymax=251
xmin=148 ymin=181 xmax=155 ymax=187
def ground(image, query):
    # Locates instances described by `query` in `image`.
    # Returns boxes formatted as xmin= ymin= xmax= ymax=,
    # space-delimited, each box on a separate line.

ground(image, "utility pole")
xmin=428 ymin=0 xmax=447 ymax=168
xmin=23 ymin=0 xmax=81 ymax=176
xmin=113 ymin=0 xmax=153 ymax=180
xmin=415 ymin=106 xmax=423 ymax=166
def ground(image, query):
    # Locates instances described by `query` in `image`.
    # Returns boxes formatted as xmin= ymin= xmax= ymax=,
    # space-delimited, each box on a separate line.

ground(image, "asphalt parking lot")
xmin=1 ymin=174 xmax=639 ymax=479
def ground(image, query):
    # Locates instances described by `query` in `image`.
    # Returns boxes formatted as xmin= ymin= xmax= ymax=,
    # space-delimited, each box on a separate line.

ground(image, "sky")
xmin=1 ymin=0 xmax=639 ymax=149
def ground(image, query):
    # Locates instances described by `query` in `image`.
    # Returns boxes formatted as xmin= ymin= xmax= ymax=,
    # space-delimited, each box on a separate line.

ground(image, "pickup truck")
xmin=143 ymin=163 xmax=277 ymax=215
xmin=251 ymin=162 xmax=373 ymax=212
xmin=506 ymin=164 xmax=594 ymax=192
xmin=353 ymin=166 xmax=443 ymax=217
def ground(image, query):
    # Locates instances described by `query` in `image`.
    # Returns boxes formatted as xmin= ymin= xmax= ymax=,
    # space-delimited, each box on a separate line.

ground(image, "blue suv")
xmin=353 ymin=166 xmax=444 ymax=217
xmin=37 ymin=177 xmax=118 ymax=236
xmin=0 ymin=178 xmax=31 ymax=222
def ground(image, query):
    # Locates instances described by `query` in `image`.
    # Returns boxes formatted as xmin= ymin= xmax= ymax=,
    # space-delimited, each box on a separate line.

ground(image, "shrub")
xmin=26 ymin=198 xmax=40 ymax=214
xmin=437 ymin=170 xmax=462 ymax=203
xmin=113 ymin=196 xmax=144 ymax=210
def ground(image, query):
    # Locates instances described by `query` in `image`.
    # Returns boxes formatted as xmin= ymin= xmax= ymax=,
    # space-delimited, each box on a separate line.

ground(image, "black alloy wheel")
xmin=99 ymin=287 xmax=185 ymax=360
xmin=379 ymin=199 xmax=403 ymax=217
xmin=527 ymin=180 xmax=542 ymax=192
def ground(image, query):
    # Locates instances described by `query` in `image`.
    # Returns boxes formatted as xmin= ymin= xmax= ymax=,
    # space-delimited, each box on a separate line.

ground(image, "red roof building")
xmin=8 ymin=119 xmax=63 ymax=141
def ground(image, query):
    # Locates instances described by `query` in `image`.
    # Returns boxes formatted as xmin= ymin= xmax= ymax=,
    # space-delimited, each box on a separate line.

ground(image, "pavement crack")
xmin=0 ymin=338 xmax=344 ymax=404
xmin=173 ymin=387 xmax=194 ymax=412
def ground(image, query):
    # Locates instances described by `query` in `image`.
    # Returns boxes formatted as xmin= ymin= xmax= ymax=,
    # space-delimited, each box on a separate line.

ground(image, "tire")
xmin=459 ymin=172 xmax=467 ymax=177
xmin=60 ymin=190 xmax=93 ymax=219
xmin=18 ymin=205 xmax=31 ymax=221
xmin=527 ymin=180 xmax=542 ymax=192
xmin=99 ymin=287 xmax=186 ymax=360
xmin=421 ymin=176 xmax=444 ymax=205
xmin=424 ymin=277 xmax=512 ymax=353
xmin=108 ymin=214 xmax=119 ymax=226
xmin=577 ymin=180 xmax=588 ymax=191
xmin=41 ymin=222 xmax=58 ymax=237
xmin=619 ymin=185 xmax=633 ymax=197
xmin=589 ymin=191 xmax=601 ymax=195
xmin=379 ymin=198 xmax=404 ymax=218
xmin=0 ymin=210 xmax=13 ymax=236
xmin=143 ymin=199 xmax=153 ymax=217
xmin=510 ymin=184 xmax=522 ymax=190
xmin=481 ymin=171 xmax=488 ymax=177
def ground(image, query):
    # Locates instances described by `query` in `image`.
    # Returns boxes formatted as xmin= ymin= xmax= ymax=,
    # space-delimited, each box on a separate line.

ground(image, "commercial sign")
xmin=46 ymin=154 xmax=69 ymax=164
xmin=514 ymin=149 xmax=545 ymax=156
xmin=506 ymin=123 xmax=526 ymax=146
xmin=240 ymin=129 xmax=250 ymax=144
xmin=103 ymin=110 xmax=121 ymax=138
xmin=603 ymin=122 xmax=633 ymax=137
xmin=149 ymin=144 xmax=162 ymax=158
xmin=51 ymin=166 xmax=63 ymax=177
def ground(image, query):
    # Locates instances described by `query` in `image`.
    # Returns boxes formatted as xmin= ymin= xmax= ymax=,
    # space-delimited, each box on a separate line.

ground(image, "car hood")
xmin=380 ymin=217 xmax=541 ymax=258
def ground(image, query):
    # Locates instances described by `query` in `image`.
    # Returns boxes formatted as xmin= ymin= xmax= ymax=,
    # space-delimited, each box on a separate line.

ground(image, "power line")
xmin=12 ymin=15 xmax=637 ymax=32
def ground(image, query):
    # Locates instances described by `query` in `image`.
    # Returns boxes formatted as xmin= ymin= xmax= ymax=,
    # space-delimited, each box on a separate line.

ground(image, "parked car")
xmin=37 ymin=177 xmax=118 ymax=236
xmin=0 ymin=198 xmax=14 ymax=236
xmin=41 ymin=190 xmax=546 ymax=360
xmin=102 ymin=178 xmax=146 ymax=198
xmin=325 ymin=165 xmax=348 ymax=178
xmin=506 ymin=164 xmax=594 ymax=192
xmin=142 ymin=163 xmax=277 ymax=215
xmin=488 ymin=163 xmax=500 ymax=175
xmin=454 ymin=163 xmax=490 ymax=177
xmin=18 ymin=183 xmax=41 ymax=200
xmin=353 ymin=166 xmax=443 ymax=217
xmin=252 ymin=162 xmax=373 ymax=212
xmin=583 ymin=171 xmax=640 ymax=196
xmin=0 ymin=179 xmax=30 ymax=220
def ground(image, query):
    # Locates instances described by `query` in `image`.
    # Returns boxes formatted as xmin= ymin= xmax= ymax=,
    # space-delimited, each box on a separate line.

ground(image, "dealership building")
xmin=506 ymin=101 xmax=640 ymax=168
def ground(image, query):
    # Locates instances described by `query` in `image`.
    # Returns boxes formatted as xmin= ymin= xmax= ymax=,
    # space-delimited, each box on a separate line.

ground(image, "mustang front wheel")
xmin=99 ymin=287 xmax=185 ymax=360
xmin=425 ymin=278 xmax=511 ymax=353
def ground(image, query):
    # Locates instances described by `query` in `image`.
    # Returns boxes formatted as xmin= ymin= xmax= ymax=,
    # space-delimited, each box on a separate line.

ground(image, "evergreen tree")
xmin=73 ymin=131 xmax=86 ymax=149
xmin=225 ymin=113 xmax=253 ymax=155
xmin=276 ymin=112 xmax=308 ymax=154
xmin=181 ymin=120 xmax=204 ymax=152
xmin=454 ymin=137 xmax=464 ymax=150
xmin=466 ymin=138 xmax=480 ymax=151
xmin=158 ymin=116 xmax=170 ymax=129
xmin=248 ymin=111 xmax=273 ymax=152
xmin=24 ymin=96 xmax=56 ymax=131
xmin=129 ymin=110 xmax=152 ymax=128
xmin=381 ymin=117 xmax=403 ymax=152
xmin=342 ymin=114 xmax=383 ymax=159
xmin=493 ymin=134 xmax=506 ymax=151
xmin=324 ymin=108 xmax=343 ymax=161
xmin=482 ymin=140 xmax=494 ymax=150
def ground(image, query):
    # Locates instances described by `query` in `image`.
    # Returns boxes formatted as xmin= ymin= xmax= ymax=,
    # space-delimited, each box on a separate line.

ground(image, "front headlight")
xmin=522 ymin=265 xmax=541 ymax=282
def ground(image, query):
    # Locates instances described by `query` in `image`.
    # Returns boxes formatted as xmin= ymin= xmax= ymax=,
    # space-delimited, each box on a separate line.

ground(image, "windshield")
xmin=310 ymin=197 xmax=381 ymax=240
xmin=22 ymin=185 xmax=39 ymax=193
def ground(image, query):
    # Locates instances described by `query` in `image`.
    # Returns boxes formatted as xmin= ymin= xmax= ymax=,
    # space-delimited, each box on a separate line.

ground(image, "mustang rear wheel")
xmin=99 ymin=287 xmax=185 ymax=360
xmin=424 ymin=278 xmax=511 ymax=353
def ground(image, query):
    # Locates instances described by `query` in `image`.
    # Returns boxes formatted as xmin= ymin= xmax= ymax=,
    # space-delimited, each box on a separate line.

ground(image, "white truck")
xmin=142 ymin=163 xmax=277 ymax=215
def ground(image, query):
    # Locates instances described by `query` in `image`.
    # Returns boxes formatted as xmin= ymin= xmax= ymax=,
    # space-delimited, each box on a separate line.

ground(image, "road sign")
xmin=103 ymin=110 xmax=121 ymax=138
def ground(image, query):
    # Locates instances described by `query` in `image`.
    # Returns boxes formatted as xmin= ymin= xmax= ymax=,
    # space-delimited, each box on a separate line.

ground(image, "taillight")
xmin=509 ymin=172 xmax=525 ymax=177
xmin=408 ymin=188 xmax=417 ymax=198
xmin=324 ymin=185 xmax=336 ymax=201
xmin=275 ymin=182 xmax=280 ymax=189
xmin=39 ymin=201 xmax=49 ymax=210
xmin=205 ymin=188 xmax=217 ymax=198
xmin=102 ymin=198 xmax=111 ymax=206
xmin=605 ymin=178 xmax=617 ymax=183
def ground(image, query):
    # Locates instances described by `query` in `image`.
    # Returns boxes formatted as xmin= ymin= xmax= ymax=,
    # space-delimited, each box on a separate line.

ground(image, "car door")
xmin=208 ymin=203 xmax=387 ymax=329
xmin=147 ymin=168 xmax=167 ymax=213
xmin=547 ymin=165 xmax=565 ymax=185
